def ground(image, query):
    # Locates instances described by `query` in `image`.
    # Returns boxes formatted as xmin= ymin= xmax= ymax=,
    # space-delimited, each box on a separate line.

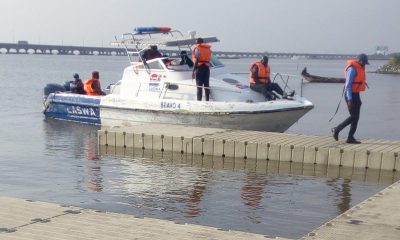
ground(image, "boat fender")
xmin=43 ymin=83 xmax=66 ymax=99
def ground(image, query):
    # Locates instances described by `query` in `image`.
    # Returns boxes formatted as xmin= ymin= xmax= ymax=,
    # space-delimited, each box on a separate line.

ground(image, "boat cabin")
xmin=109 ymin=27 xmax=257 ymax=102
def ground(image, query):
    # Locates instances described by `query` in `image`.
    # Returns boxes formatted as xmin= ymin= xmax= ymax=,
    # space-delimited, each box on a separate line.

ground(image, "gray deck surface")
xmin=2 ymin=180 xmax=399 ymax=239
xmin=0 ymin=196 xmax=286 ymax=240
xmin=302 ymin=180 xmax=400 ymax=240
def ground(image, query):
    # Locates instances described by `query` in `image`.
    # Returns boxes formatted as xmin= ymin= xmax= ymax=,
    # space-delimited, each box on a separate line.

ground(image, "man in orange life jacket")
xmin=192 ymin=38 xmax=212 ymax=101
xmin=249 ymin=56 xmax=294 ymax=100
xmin=84 ymin=71 xmax=106 ymax=96
xmin=332 ymin=54 xmax=369 ymax=144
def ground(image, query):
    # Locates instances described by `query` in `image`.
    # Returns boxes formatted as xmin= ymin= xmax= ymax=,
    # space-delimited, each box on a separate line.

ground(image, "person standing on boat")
xmin=192 ymin=38 xmax=212 ymax=101
xmin=332 ymin=54 xmax=369 ymax=144
xmin=84 ymin=71 xmax=106 ymax=96
xmin=249 ymin=56 xmax=294 ymax=100
xmin=180 ymin=51 xmax=194 ymax=67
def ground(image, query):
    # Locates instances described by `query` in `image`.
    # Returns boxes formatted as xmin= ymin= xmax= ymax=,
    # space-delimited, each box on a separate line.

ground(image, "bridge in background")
xmin=0 ymin=42 xmax=387 ymax=60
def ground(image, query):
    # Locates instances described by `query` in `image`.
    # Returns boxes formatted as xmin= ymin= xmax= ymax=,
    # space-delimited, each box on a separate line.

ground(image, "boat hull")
xmin=43 ymin=93 xmax=313 ymax=132
xmin=100 ymin=106 xmax=312 ymax=132
xmin=303 ymin=74 xmax=345 ymax=83
xmin=43 ymin=94 xmax=101 ymax=124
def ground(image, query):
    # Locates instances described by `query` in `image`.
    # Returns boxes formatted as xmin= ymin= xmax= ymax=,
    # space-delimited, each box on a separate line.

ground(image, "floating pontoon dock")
xmin=98 ymin=123 xmax=400 ymax=171
xmin=1 ymin=181 xmax=399 ymax=239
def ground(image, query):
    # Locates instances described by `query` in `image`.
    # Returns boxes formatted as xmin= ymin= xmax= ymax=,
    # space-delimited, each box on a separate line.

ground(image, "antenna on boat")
xmin=116 ymin=36 xmax=133 ymax=63
xmin=188 ymin=30 xmax=196 ymax=39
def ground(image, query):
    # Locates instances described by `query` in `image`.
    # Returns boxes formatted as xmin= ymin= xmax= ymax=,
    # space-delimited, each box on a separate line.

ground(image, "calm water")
xmin=0 ymin=54 xmax=399 ymax=239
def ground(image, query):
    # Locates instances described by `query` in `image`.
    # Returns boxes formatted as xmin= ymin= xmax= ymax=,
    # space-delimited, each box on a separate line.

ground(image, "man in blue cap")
xmin=332 ymin=53 xmax=369 ymax=144
xmin=69 ymin=73 xmax=85 ymax=94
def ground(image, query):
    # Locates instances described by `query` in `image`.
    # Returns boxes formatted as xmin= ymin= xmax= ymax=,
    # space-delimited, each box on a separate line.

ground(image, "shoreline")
xmin=375 ymin=63 xmax=400 ymax=74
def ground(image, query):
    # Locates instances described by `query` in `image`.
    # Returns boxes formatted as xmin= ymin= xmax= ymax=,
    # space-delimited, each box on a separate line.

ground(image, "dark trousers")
xmin=195 ymin=65 xmax=210 ymax=101
xmin=335 ymin=93 xmax=362 ymax=140
xmin=250 ymin=82 xmax=284 ymax=100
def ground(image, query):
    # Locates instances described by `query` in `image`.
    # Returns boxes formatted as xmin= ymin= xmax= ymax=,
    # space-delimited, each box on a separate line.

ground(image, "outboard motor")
xmin=43 ymin=83 xmax=66 ymax=100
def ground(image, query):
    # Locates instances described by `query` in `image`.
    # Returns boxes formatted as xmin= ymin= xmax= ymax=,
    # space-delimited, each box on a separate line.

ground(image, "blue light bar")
xmin=134 ymin=27 xmax=171 ymax=34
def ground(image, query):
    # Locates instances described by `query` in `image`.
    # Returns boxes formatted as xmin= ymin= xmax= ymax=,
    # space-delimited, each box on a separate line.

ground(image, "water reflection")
xmin=83 ymin=136 xmax=103 ymax=192
xmin=241 ymin=171 xmax=266 ymax=208
xmin=100 ymin=146 xmax=399 ymax=220
xmin=326 ymin=178 xmax=351 ymax=214
xmin=43 ymin=119 xmax=103 ymax=192
xmin=184 ymin=171 xmax=210 ymax=217
xmin=43 ymin=118 xmax=99 ymax=157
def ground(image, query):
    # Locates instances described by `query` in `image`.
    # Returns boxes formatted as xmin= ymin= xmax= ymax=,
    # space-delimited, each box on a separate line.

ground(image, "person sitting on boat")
xmin=68 ymin=73 xmax=86 ymax=94
xmin=192 ymin=38 xmax=212 ymax=101
xmin=180 ymin=51 xmax=194 ymax=67
xmin=249 ymin=56 xmax=294 ymax=100
xmin=84 ymin=71 xmax=106 ymax=96
xmin=142 ymin=45 xmax=162 ymax=61
xmin=301 ymin=67 xmax=308 ymax=76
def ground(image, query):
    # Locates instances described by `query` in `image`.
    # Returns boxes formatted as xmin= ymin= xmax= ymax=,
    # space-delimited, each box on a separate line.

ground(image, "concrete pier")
xmin=98 ymin=123 xmax=400 ymax=171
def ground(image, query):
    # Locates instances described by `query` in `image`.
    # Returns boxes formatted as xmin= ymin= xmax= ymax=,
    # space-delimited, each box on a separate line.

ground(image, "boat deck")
xmin=98 ymin=123 xmax=400 ymax=171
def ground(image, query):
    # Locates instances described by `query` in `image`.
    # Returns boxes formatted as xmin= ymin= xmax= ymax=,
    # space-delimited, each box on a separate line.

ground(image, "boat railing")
xmin=272 ymin=73 xmax=305 ymax=97
xmin=271 ymin=73 xmax=293 ymax=96
xmin=159 ymin=81 xmax=242 ymax=99
xmin=233 ymin=72 xmax=304 ymax=97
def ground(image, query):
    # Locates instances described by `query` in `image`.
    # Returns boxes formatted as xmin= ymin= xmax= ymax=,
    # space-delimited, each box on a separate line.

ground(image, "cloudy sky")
xmin=1 ymin=0 xmax=399 ymax=54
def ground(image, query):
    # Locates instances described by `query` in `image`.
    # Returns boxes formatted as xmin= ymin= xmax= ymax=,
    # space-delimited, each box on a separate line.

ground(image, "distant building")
xmin=375 ymin=46 xmax=388 ymax=55
xmin=17 ymin=40 xmax=29 ymax=45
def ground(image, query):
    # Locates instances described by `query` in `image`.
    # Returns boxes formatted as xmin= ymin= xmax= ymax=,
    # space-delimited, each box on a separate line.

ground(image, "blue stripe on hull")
xmin=44 ymin=94 xmax=101 ymax=124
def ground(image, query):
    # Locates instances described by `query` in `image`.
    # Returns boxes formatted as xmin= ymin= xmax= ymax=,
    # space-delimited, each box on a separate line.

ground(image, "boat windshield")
xmin=210 ymin=54 xmax=224 ymax=67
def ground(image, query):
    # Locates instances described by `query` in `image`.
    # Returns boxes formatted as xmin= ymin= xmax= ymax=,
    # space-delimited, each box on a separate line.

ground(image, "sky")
xmin=1 ymin=0 xmax=399 ymax=54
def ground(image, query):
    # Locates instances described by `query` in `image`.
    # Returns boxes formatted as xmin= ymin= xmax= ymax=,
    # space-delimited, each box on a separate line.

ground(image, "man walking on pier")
xmin=332 ymin=53 xmax=369 ymax=144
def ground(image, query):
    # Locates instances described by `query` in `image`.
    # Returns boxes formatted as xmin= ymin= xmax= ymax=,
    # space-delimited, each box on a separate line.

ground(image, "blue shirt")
xmin=194 ymin=48 xmax=200 ymax=60
xmin=345 ymin=67 xmax=356 ymax=100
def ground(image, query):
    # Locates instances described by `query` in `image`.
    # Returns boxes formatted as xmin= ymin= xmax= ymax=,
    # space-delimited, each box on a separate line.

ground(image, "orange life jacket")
xmin=192 ymin=43 xmax=212 ymax=66
xmin=84 ymin=78 xmax=102 ymax=96
xmin=345 ymin=59 xmax=366 ymax=92
xmin=249 ymin=61 xmax=270 ymax=84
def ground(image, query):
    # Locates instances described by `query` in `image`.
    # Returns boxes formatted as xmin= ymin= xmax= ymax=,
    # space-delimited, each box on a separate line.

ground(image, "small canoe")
xmin=301 ymin=67 xmax=345 ymax=83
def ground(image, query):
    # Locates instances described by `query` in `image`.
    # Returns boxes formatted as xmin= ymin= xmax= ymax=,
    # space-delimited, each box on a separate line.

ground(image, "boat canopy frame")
xmin=112 ymin=28 xmax=219 ymax=69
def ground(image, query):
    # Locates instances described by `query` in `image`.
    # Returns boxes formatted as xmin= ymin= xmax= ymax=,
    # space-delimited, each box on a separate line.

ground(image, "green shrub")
xmin=389 ymin=54 xmax=400 ymax=65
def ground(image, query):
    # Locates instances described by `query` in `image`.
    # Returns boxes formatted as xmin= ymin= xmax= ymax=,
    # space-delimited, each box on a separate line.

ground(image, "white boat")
xmin=43 ymin=27 xmax=313 ymax=132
